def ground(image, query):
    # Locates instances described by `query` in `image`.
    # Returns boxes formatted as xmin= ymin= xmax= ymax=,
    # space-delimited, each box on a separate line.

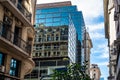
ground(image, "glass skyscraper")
xmin=25 ymin=1 xmax=85 ymax=79
xmin=35 ymin=1 xmax=85 ymax=63
xmin=36 ymin=2 xmax=85 ymax=42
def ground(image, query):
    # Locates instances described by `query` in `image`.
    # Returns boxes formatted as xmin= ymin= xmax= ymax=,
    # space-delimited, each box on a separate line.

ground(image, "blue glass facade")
xmin=36 ymin=5 xmax=85 ymax=41
xmin=24 ymin=3 xmax=86 ymax=79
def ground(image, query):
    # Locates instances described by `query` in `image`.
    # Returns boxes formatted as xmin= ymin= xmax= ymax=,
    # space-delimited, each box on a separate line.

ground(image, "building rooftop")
xmin=36 ymin=1 xmax=72 ymax=9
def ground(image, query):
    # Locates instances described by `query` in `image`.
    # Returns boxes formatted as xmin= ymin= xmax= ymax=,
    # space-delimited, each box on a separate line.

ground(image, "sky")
xmin=37 ymin=0 xmax=109 ymax=80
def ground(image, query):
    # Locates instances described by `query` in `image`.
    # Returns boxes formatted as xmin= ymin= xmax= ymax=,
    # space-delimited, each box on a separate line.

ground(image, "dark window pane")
xmin=0 ymin=52 xmax=5 ymax=66
xmin=9 ymin=58 xmax=20 ymax=77
xmin=40 ymin=61 xmax=56 ymax=67
xmin=57 ymin=60 xmax=69 ymax=66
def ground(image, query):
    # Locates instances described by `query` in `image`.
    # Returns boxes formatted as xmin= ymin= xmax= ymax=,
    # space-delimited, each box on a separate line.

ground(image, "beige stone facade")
xmin=0 ymin=0 xmax=36 ymax=80
xmin=25 ymin=25 xmax=69 ymax=80
xmin=103 ymin=0 xmax=120 ymax=80
xmin=113 ymin=0 xmax=120 ymax=80
xmin=33 ymin=25 xmax=68 ymax=58
xmin=83 ymin=30 xmax=93 ymax=75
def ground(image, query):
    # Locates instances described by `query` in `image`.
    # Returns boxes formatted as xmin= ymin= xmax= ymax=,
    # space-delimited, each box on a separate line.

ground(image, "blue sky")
xmin=37 ymin=0 xmax=109 ymax=80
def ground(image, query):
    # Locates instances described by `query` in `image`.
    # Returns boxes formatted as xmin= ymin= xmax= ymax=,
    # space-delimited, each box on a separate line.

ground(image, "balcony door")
xmin=13 ymin=26 xmax=22 ymax=46
xmin=2 ymin=16 xmax=12 ymax=39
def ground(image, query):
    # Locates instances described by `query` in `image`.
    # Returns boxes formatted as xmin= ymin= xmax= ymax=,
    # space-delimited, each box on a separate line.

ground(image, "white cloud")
xmin=37 ymin=0 xmax=103 ymax=20
xmin=72 ymin=0 xmax=103 ymax=19
xmin=92 ymin=43 xmax=109 ymax=59
xmin=90 ymin=32 xmax=104 ymax=39
xmin=98 ymin=44 xmax=109 ymax=59
xmin=87 ymin=22 xmax=104 ymax=32
xmin=97 ymin=62 xmax=109 ymax=66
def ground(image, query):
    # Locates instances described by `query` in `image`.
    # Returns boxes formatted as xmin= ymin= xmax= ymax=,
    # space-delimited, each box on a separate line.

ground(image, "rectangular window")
xmin=9 ymin=58 xmax=20 ymax=77
xmin=54 ymin=44 xmax=59 ymax=49
xmin=40 ymin=69 xmax=47 ymax=77
xmin=30 ymin=70 xmax=38 ymax=78
xmin=47 ymin=35 xmax=51 ymax=41
xmin=35 ymin=53 xmax=38 ymax=57
xmin=0 ymin=52 xmax=5 ymax=66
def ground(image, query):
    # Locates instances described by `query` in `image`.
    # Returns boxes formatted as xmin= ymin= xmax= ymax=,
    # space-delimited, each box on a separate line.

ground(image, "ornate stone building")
xmin=0 ymin=0 xmax=36 ymax=79
xmin=83 ymin=30 xmax=93 ymax=75
xmin=113 ymin=0 xmax=120 ymax=80
xmin=104 ymin=0 xmax=120 ymax=80
xmin=90 ymin=64 xmax=101 ymax=80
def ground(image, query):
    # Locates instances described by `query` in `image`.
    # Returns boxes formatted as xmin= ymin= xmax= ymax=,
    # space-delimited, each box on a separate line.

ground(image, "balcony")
xmin=60 ymin=45 xmax=68 ymax=50
xmin=0 ymin=0 xmax=32 ymax=27
xmin=0 ymin=22 xmax=31 ymax=55
xmin=17 ymin=2 xmax=31 ymax=21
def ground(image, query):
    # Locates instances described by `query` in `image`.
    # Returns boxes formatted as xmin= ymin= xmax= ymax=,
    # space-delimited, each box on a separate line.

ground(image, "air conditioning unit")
xmin=0 ymin=66 xmax=5 ymax=72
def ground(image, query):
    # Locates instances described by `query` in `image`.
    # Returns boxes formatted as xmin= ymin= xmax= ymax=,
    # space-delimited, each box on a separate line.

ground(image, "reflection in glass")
xmin=9 ymin=58 xmax=20 ymax=77
xmin=53 ymin=22 xmax=60 ymax=27
xmin=39 ymin=15 xmax=45 ymax=18
xmin=46 ymin=14 xmax=53 ymax=18
xmin=53 ymin=13 xmax=61 ymax=17
xmin=46 ymin=18 xmax=52 ymax=23
xmin=53 ymin=18 xmax=60 ymax=22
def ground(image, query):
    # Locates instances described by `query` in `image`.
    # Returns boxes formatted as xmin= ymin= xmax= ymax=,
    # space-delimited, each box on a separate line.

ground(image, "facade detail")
xmin=25 ymin=25 xmax=70 ymax=80
xmin=0 ymin=0 xmax=36 ymax=79
xmin=90 ymin=64 xmax=101 ymax=80
xmin=83 ymin=30 xmax=93 ymax=75
xmin=104 ymin=0 xmax=120 ymax=80
xmin=25 ymin=1 xmax=85 ymax=80
xmin=114 ymin=0 xmax=120 ymax=80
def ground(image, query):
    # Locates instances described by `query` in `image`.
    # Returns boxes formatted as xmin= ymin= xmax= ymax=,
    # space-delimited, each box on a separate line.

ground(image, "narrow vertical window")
xmin=0 ymin=52 xmax=5 ymax=66
xmin=9 ymin=58 xmax=20 ymax=77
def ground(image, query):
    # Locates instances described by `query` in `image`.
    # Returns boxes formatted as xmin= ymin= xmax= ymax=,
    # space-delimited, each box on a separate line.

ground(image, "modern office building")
xmin=104 ymin=0 xmax=119 ymax=80
xmin=83 ymin=30 xmax=93 ymax=75
xmin=35 ymin=1 xmax=85 ymax=63
xmin=25 ymin=25 xmax=71 ymax=80
xmin=25 ymin=1 xmax=85 ymax=80
xmin=90 ymin=64 xmax=101 ymax=80
xmin=0 ymin=0 xmax=36 ymax=80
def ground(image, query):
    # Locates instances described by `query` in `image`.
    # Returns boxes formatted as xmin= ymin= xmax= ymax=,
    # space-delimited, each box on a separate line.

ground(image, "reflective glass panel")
xmin=46 ymin=18 xmax=52 ymax=23
xmin=53 ymin=18 xmax=60 ymax=22
xmin=39 ymin=14 xmax=45 ymax=18
xmin=9 ymin=58 xmax=20 ymax=77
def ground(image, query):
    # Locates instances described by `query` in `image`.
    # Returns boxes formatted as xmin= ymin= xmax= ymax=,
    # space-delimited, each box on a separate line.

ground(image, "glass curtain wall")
xmin=36 ymin=5 xmax=85 ymax=42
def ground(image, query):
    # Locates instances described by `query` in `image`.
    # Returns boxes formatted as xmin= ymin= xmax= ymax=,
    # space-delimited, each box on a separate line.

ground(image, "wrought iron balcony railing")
xmin=0 ymin=22 xmax=31 ymax=54
xmin=10 ymin=0 xmax=31 ymax=22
